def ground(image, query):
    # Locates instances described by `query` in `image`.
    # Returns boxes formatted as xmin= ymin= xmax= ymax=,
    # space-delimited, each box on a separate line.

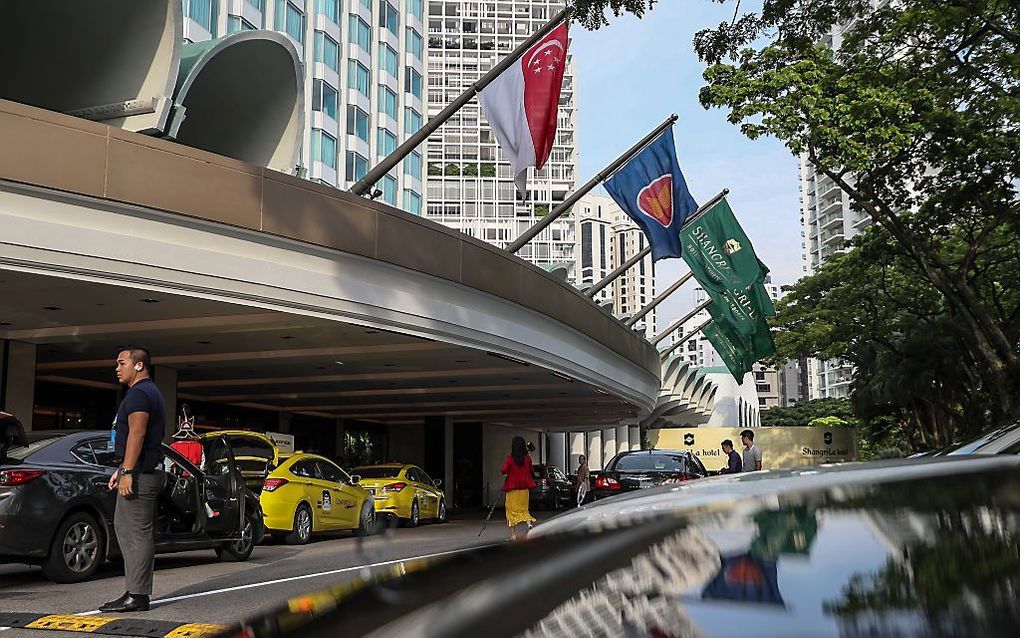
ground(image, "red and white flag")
xmin=479 ymin=23 xmax=569 ymax=197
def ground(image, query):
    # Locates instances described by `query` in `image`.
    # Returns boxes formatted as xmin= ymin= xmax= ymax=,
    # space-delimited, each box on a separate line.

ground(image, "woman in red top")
xmin=501 ymin=436 xmax=537 ymax=540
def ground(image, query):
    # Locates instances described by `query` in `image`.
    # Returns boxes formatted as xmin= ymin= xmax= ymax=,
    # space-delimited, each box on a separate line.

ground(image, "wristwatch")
xmin=119 ymin=467 xmax=134 ymax=476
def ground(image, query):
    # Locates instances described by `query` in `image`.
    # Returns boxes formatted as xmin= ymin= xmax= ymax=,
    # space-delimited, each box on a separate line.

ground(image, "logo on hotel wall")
xmin=823 ymin=431 xmax=833 ymax=445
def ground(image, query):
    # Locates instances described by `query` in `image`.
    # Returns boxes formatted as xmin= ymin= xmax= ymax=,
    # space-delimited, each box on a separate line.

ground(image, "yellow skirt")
xmin=504 ymin=489 xmax=536 ymax=527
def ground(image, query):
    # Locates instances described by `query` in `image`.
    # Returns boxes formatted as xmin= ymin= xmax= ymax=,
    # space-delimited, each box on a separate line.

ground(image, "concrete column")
xmin=615 ymin=426 xmax=629 ymax=456
xmin=276 ymin=412 xmax=292 ymax=434
xmin=568 ymin=432 xmax=585 ymax=473
xmin=547 ymin=432 xmax=567 ymax=473
xmin=587 ymin=429 xmax=602 ymax=470
xmin=153 ymin=366 xmax=178 ymax=441
xmin=444 ymin=416 xmax=454 ymax=503
xmin=602 ymin=427 xmax=617 ymax=466
xmin=1 ymin=340 xmax=36 ymax=430
xmin=334 ymin=418 xmax=346 ymax=464
xmin=629 ymin=426 xmax=641 ymax=451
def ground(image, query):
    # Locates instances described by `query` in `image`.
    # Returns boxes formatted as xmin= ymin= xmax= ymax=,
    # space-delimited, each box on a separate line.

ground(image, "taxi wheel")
xmin=404 ymin=500 xmax=420 ymax=528
xmin=436 ymin=498 xmax=447 ymax=523
xmin=353 ymin=502 xmax=375 ymax=537
xmin=285 ymin=504 xmax=313 ymax=545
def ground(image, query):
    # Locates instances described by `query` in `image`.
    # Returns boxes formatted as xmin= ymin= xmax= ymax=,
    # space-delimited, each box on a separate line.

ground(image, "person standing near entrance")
xmin=500 ymin=436 xmax=537 ymax=541
xmin=740 ymin=429 xmax=763 ymax=472
xmin=575 ymin=454 xmax=590 ymax=506
xmin=101 ymin=347 xmax=167 ymax=613
xmin=719 ymin=439 xmax=742 ymax=474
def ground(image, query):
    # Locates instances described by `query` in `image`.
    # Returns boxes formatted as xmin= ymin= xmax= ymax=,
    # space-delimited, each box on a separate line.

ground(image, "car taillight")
xmin=0 ymin=469 xmax=46 ymax=486
xmin=262 ymin=478 xmax=288 ymax=492
xmin=382 ymin=482 xmax=407 ymax=493
xmin=664 ymin=474 xmax=689 ymax=484
xmin=595 ymin=475 xmax=620 ymax=490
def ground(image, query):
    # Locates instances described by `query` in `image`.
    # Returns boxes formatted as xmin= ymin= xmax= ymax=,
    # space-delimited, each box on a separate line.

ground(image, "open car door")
xmin=200 ymin=435 xmax=245 ymax=536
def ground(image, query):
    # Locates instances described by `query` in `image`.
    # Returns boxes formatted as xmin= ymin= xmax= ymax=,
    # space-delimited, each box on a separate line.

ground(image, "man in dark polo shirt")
xmin=100 ymin=347 xmax=166 ymax=613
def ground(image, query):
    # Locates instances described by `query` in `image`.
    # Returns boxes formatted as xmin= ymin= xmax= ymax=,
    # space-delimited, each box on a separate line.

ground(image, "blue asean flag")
xmin=604 ymin=128 xmax=698 ymax=261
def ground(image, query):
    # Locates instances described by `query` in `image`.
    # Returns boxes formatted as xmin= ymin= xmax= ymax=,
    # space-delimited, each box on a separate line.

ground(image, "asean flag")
xmin=479 ymin=23 xmax=568 ymax=197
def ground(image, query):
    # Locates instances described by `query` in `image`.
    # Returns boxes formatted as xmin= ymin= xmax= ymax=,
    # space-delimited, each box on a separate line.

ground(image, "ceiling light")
xmin=334 ymin=360 xmax=344 ymax=365
xmin=594 ymin=388 xmax=610 ymax=396
xmin=140 ymin=298 xmax=160 ymax=304
xmin=365 ymin=330 xmax=379 ymax=334
xmin=43 ymin=306 xmax=62 ymax=311
xmin=455 ymin=360 xmax=468 ymax=363
xmin=197 ymin=340 xmax=211 ymax=345
xmin=281 ymin=335 xmax=295 ymax=340
xmin=0 ymin=321 xmax=10 ymax=326
xmin=551 ymin=371 xmax=574 ymax=382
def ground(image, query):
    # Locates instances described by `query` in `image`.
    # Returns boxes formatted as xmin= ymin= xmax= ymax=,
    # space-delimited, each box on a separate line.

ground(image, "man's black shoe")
xmin=99 ymin=592 xmax=150 ymax=612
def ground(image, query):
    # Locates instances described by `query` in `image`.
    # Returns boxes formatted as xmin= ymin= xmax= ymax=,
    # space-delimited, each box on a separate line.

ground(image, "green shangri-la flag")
xmin=680 ymin=197 xmax=776 ymax=381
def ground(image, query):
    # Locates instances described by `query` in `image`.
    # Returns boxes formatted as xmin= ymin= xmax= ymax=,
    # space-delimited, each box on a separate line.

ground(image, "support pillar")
xmin=444 ymin=416 xmax=453 ymax=503
xmin=587 ymin=429 xmax=602 ymax=470
xmin=602 ymin=427 xmax=617 ymax=466
xmin=276 ymin=412 xmax=292 ymax=434
xmin=568 ymin=432 xmax=585 ymax=473
xmin=334 ymin=418 xmax=346 ymax=464
xmin=153 ymin=366 xmax=178 ymax=442
xmin=1 ymin=340 xmax=36 ymax=430
xmin=629 ymin=426 xmax=641 ymax=451
xmin=547 ymin=432 xmax=567 ymax=473
xmin=424 ymin=416 xmax=447 ymax=491
xmin=615 ymin=425 xmax=629 ymax=456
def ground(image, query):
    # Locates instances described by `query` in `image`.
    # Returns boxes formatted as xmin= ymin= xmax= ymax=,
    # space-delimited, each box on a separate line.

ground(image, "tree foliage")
xmin=760 ymin=397 xmax=856 ymax=427
xmin=568 ymin=0 xmax=658 ymax=30
xmin=695 ymin=0 xmax=1020 ymax=433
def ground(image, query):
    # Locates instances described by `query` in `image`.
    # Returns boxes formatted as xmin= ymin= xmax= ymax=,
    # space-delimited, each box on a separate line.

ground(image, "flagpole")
xmin=659 ymin=318 xmax=712 ymax=360
xmin=506 ymin=114 xmax=678 ymax=254
xmin=350 ymin=8 xmax=569 ymax=197
xmin=651 ymin=300 xmax=711 ymax=346
xmin=586 ymin=188 xmax=730 ymax=301
xmin=625 ymin=271 xmax=694 ymax=327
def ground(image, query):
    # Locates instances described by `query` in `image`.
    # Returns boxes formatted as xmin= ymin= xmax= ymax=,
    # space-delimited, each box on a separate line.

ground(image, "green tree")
xmin=695 ymin=0 xmax=1020 ymax=424
xmin=567 ymin=1 xmax=658 ymax=30
xmin=760 ymin=397 xmax=856 ymax=427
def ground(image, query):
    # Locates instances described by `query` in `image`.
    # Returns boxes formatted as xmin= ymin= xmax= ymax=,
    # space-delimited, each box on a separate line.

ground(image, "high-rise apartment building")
xmin=574 ymin=194 xmax=656 ymax=338
xmin=180 ymin=0 xmax=427 ymax=212
xmin=799 ymin=16 xmax=874 ymax=399
xmin=424 ymin=0 xmax=578 ymax=269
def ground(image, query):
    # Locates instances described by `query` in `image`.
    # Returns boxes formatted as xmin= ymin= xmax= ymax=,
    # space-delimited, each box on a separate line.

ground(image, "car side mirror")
xmin=433 ymin=478 xmax=442 ymax=487
xmin=350 ymin=475 xmax=361 ymax=485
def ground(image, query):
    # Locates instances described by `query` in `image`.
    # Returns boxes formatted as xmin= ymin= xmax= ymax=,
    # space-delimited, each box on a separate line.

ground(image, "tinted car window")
xmin=317 ymin=460 xmax=349 ymax=484
xmin=689 ymin=455 xmax=707 ymax=476
xmin=416 ymin=467 xmax=434 ymax=485
xmin=405 ymin=468 xmax=422 ymax=483
xmin=354 ymin=467 xmax=402 ymax=478
xmin=73 ymin=439 xmax=120 ymax=468
xmin=290 ymin=460 xmax=321 ymax=479
xmin=531 ymin=464 xmax=546 ymax=479
xmin=613 ymin=454 xmax=685 ymax=472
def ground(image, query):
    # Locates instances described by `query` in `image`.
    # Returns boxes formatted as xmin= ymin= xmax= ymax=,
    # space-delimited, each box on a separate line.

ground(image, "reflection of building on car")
xmin=528 ymin=464 xmax=573 ymax=510
xmin=592 ymin=449 xmax=708 ymax=501
xmin=260 ymin=453 xmax=375 ymax=544
xmin=353 ymin=464 xmax=447 ymax=527
xmin=0 ymin=420 xmax=263 ymax=583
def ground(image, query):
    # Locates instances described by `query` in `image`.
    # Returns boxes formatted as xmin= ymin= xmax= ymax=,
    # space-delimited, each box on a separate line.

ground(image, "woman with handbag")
xmin=501 ymin=436 xmax=537 ymax=540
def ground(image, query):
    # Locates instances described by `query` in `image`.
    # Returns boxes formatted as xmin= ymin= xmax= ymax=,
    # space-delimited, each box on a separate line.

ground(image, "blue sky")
xmin=571 ymin=1 xmax=803 ymax=328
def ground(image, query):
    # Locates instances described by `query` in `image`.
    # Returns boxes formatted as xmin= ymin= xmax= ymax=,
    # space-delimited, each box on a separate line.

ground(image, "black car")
xmin=529 ymin=464 xmax=573 ymax=510
xmin=592 ymin=449 xmax=707 ymax=500
xmin=210 ymin=455 xmax=1020 ymax=638
xmin=0 ymin=422 xmax=264 ymax=583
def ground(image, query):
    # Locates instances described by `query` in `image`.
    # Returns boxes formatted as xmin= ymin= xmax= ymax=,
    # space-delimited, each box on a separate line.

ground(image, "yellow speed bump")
xmin=25 ymin=615 xmax=117 ymax=632
xmin=164 ymin=623 xmax=229 ymax=638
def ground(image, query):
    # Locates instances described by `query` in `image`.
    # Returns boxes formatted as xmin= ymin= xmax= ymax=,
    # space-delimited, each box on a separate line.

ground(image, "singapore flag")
xmin=479 ymin=23 xmax=568 ymax=198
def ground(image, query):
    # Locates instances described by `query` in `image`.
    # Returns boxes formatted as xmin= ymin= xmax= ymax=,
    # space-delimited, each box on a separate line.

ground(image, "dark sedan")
xmin=210 ymin=455 xmax=1020 ymax=638
xmin=0 ymin=425 xmax=264 ymax=583
xmin=592 ymin=449 xmax=707 ymax=500
xmin=528 ymin=464 xmax=573 ymax=510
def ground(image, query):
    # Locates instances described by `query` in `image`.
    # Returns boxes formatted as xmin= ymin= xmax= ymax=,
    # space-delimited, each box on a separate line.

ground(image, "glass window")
xmin=275 ymin=0 xmax=304 ymax=43
xmin=378 ymin=1 xmax=399 ymax=35
xmin=316 ymin=0 xmax=340 ymax=23
xmin=379 ymin=43 xmax=399 ymax=77
xmin=346 ymin=151 xmax=368 ymax=182
xmin=187 ymin=0 xmax=217 ymax=35
xmin=378 ymin=85 xmax=398 ymax=119
xmin=404 ymin=107 xmax=422 ymax=134
xmin=72 ymin=440 xmax=120 ymax=468
xmin=377 ymin=127 xmax=397 ymax=157
xmin=360 ymin=0 xmax=371 ymax=7
xmin=406 ymin=28 xmax=423 ymax=60
xmin=314 ymin=31 xmax=340 ymax=72
xmin=409 ymin=0 xmax=423 ymax=21
xmin=316 ymin=459 xmax=350 ymax=483
xmin=310 ymin=129 xmax=338 ymax=169
xmin=417 ymin=467 xmax=434 ymax=485
xmin=228 ymin=15 xmax=257 ymax=32
xmin=581 ymin=223 xmax=592 ymax=268
xmin=403 ymin=189 xmax=421 ymax=214
xmin=612 ymin=453 xmax=686 ymax=472
xmin=404 ymin=151 xmax=422 ymax=179
xmin=347 ymin=105 xmax=370 ymax=141
xmin=247 ymin=0 xmax=265 ymax=12
xmin=348 ymin=14 xmax=372 ymax=51
xmin=290 ymin=460 xmax=322 ymax=479
xmin=347 ymin=59 xmax=370 ymax=96
xmin=313 ymin=79 xmax=338 ymax=119
xmin=382 ymin=174 xmax=397 ymax=204
xmin=405 ymin=68 xmax=422 ymax=98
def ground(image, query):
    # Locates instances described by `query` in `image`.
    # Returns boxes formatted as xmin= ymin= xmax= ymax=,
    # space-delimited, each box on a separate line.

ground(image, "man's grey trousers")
xmin=113 ymin=471 xmax=165 ymax=596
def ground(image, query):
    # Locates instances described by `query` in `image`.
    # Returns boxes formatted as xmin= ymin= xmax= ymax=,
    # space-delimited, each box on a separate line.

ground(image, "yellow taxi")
xmin=260 ymin=453 xmax=375 ymax=544
xmin=352 ymin=464 xmax=447 ymax=527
